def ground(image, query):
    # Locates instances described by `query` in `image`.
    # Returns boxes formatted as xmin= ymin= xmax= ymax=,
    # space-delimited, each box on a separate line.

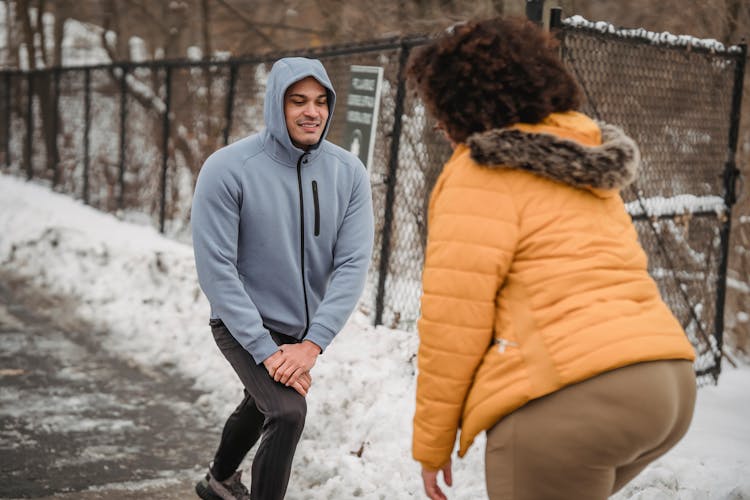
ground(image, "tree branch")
xmin=122 ymin=0 xmax=170 ymax=33
xmin=214 ymin=0 xmax=281 ymax=50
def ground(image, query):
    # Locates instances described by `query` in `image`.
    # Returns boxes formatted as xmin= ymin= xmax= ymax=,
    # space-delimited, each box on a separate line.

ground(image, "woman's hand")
xmin=421 ymin=461 xmax=452 ymax=500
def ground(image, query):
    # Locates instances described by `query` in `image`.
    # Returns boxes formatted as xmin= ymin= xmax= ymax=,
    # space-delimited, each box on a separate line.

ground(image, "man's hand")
xmin=262 ymin=342 xmax=320 ymax=396
xmin=274 ymin=340 xmax=320 ymax=385
xmin=295 ymin=371 xmax=312 ymax=396
xmin=263 ymin=350 xmax=284 ymax=378
xmin=421 ymin=461 xmax=452 ymax=500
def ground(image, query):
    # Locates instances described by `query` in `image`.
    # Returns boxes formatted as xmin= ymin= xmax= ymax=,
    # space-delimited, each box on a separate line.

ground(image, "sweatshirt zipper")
xmin=312 ymin=180 xmax=320 ymax=236
xmin=297 ymin=154 xmax=311 ymax=336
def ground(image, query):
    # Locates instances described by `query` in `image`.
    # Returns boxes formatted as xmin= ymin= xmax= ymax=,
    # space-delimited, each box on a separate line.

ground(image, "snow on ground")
xmin=1 ymin=172 xmax=748 ymax=499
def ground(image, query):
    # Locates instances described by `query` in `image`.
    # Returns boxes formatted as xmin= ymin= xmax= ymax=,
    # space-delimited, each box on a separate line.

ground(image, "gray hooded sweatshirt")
xmin=191 ymin=57 xmax=374 ymax=364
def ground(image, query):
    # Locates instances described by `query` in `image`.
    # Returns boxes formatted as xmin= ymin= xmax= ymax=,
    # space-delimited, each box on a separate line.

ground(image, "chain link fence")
xmin=0 ymin=16 xmax=744 ymax=384
xmin=552 ymin=14 xmax=746 ymax=384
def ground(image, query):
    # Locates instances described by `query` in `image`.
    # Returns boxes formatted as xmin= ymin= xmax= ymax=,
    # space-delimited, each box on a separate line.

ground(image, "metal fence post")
xmin=51 ymin=68 xmax=61 ymax=187
xmin=160 ymin=66 xmax=172 ymax=234
xmin=374 ymin=41 xmax=411 ymax=327
xmin=549 ymin=7 xmax=563 ymax=30
xmin=223 ymin=63 xmax=237 ymax=146
xmin=118 ymin=65 xmax=128 ymax=210
xmin=714 ymin=42 xmax=747 ymax=379
xmin=526 ymin=0 xmax=546 ymax=25
xmin=83 ymin=68 xmax=91 ymax=204
xmin=25 ymin=73 xmax=33 ymax=180
xmin=3 ymin=72 xmax=10 ymax=168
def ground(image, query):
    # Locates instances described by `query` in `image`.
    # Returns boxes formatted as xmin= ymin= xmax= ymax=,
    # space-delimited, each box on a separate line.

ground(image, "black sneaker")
xmin=195 ymin=473 xmax=219 ymax=500
xmin=195 ymin=470 xmax=250 ymax=500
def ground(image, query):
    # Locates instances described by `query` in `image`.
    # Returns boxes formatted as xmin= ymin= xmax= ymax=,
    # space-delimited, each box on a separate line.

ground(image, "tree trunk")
xmin=723 ymin=0 xmax=745 ymax=43
xmin=36 ymin=0 xmax=48 ymax=67
xmin=52 ymin=0 xmax=67 ymax=67
xmin=3 ymin=0 xmax=19 ymax=67
xmin=201 ymin=0 xmax=212 ymax=58
xmin=17 ymin=0 xmax=36 ymax=69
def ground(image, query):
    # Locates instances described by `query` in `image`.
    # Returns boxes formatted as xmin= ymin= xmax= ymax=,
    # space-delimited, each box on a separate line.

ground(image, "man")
xmin=191 ymin=57 xmax=374 ymax=500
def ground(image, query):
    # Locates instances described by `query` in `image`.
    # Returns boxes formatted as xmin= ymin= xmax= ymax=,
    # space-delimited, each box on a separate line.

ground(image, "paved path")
xmin=0 ymin=272 xmax=218 ymax=499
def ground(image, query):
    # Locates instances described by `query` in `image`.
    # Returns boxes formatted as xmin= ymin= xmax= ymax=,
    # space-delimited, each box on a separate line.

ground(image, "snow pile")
xmin=0 ymin=172 xmax=748 ymax=499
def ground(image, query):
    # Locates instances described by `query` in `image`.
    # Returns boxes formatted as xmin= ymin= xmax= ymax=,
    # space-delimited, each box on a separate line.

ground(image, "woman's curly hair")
xmin=407 ymin=17 xmax=582 ymax=143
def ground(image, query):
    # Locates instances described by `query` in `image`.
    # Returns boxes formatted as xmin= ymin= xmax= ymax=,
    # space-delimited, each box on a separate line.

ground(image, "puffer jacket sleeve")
xmin=413 ymin=154 xmax=519 ymax=471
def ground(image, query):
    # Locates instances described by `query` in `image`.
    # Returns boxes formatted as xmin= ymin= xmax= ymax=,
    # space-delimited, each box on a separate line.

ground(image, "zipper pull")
xmin=496 ymin=338 xmax=519 ymax=353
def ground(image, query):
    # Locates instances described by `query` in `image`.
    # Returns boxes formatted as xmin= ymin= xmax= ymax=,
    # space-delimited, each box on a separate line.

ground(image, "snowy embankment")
xmin=1 ymin=173 xmax=748 ymax=499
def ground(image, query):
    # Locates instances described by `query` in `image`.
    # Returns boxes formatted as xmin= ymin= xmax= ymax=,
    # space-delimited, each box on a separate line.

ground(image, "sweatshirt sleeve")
xmin=191 ymin=156 xmax=279 ymax=364
xmin=305 ymin=164 xmax=374 ymax=351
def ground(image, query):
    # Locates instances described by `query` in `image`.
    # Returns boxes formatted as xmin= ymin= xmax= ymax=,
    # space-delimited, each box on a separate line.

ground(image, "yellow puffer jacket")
xmin=412 ymin=111 xmax=696 ymax=471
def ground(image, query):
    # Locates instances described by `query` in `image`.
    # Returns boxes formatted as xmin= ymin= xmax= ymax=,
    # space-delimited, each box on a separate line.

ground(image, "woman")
xmin=409 ymin=17 xmax=696 ymax=500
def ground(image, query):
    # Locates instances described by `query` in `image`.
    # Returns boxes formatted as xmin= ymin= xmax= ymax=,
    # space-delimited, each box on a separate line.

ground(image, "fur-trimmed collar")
xmin=467 ymin=123 xmax=640 ymax=190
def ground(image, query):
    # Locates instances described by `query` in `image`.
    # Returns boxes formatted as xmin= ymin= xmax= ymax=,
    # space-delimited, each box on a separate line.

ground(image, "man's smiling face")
xmin=284 ymin=77 xmax=329 ymax=150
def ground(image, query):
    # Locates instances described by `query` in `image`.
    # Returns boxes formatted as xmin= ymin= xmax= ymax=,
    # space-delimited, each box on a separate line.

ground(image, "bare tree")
xmin=12 ymin=0 xmax=75 ymax=176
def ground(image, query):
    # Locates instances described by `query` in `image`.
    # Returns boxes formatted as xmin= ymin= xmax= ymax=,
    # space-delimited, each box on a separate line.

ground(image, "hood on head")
xmin=264 ymin=57 xmax=336 ymax=153
xmin=467 ymin=120 xmax=640 ymax=192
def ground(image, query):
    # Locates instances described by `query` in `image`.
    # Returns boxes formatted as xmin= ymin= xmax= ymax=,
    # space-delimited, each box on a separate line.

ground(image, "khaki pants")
xmin=485 ymin=359 xmax=696 ymax=500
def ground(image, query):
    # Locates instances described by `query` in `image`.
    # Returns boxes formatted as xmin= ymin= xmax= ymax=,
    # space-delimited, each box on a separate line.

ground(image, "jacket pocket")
xmin=312 ymin=180 xmax=320 ymax=236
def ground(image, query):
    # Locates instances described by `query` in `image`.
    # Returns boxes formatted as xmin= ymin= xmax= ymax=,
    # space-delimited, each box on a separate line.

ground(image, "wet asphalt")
xmin=0 ymin=272 xmax=219 ymax=499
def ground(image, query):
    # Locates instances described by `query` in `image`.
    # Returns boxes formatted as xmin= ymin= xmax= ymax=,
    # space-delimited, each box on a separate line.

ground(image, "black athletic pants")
xmin=209 ymin=320 xmax=306 ymax=500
